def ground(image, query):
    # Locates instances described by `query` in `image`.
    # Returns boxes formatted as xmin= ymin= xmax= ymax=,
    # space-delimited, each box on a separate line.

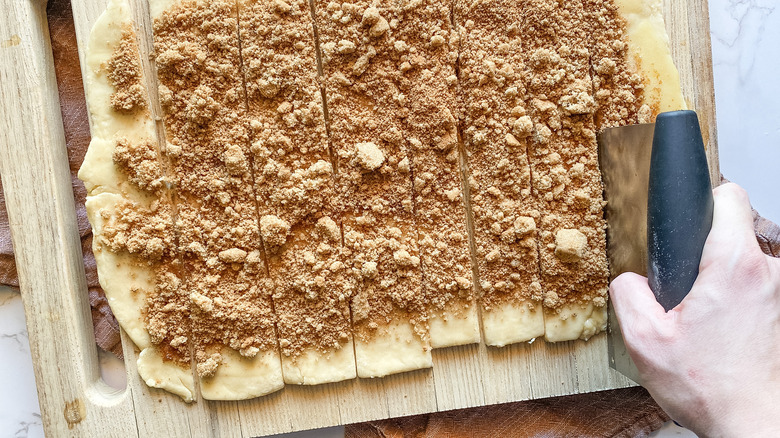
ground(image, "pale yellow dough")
xmin=355 ymin=319 xmax=433 ymax=378
xmin=482 ymin=301 xmax=545 ymax=347
xmin=78 ymin=0 xmax=157 ymax=197
xmin=429 ymin=305 xmax=481 ymax=349
xmin=282 ymin=340 xmax=357 ymax=385
xmin=199 ymin=347 xmax=284 ymax=400
xmin=86 ymin=193 xmax=152 ymax=350
xmin=137 ymin=346 xmax=195 ymax=402
xmin=615 ymin=0 xmax=687 ymax=112
xmin=544 ymin=302 xmax=608 ymax=343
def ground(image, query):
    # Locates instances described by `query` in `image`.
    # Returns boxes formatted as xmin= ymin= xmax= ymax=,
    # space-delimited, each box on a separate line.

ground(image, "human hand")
xmin=610 ymin=183 xmax=780 ymax=437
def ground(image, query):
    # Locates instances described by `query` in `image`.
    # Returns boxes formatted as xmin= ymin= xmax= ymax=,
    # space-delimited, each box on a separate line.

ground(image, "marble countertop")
xmin=1 ymin=0 xmax=776 ymax=436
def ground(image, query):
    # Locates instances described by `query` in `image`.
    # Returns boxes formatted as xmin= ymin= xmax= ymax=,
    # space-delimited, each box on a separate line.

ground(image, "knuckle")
xmin=714 ymin=182 xmax=748 ymax=202
xmin=736 ymin=251 xmax=772 ymax=286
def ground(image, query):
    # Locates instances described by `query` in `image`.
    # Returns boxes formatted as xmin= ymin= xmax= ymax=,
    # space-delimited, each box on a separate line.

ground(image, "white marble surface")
xmin=0 ymin=288 xmax=43 ymax=438
xmin=711 ymin=0 xmax=780 ymax=223
xmin=1 ymin=0 xmax=777 ymax=436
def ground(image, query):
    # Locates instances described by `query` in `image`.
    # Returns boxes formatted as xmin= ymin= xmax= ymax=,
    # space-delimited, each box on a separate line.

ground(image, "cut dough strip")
xmin=518 ymin=0 xmax=611 ymax=343
xmin=236 ymin=0 xmax=357 ymax=385
xmin=399 ymin=0 xmax=480 ymax=349
xmin=149 ymin=0 xmax=283 ymax=400
xmin=313 ymin=0 xmax=432 ymax=378
xmin=262 ymin=221 xmax=357 ymax=385
xmin=455 ymin=0 xmax=545 ymax=346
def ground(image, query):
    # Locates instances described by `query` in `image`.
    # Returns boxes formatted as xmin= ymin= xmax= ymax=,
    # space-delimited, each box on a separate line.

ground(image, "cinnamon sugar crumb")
xmin=113 ymin=138 xmax=163 ymax=193
xmin=554 ymin=229 xmax=588 ymax=263
xmin=98 ymin=198 xmax=175 ymax=262
xmin=259 ymin=215 xmax=290 ymax=252
xmin=107 ymin=28 xmax=147 ymax=114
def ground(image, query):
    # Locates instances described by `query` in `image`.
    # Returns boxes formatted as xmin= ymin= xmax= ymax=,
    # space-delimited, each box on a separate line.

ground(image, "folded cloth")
xmin=0 ymin=0 xmax=777 ymax=436
xmin=346 ymin=387 xmax=669 ymax=438
xmin=755 ymin=209 xmax=780 ymax=257
xmin=0 ymin=188 xmax=17 ymax=289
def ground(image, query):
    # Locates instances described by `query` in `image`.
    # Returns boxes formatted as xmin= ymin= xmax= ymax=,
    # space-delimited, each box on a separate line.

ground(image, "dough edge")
xmin=544 ymin=302 xmax=608 ymax=342
xmin=281 ymin=339 xmax=357 ymax=385
xmin=482 ymin=300 xmax=545 ymax=347
xmin=200 ymin=347 xmax=284 ymax=400
xmin=429 ymin=302 xmax=481 ymax=349
xmin=355 ymin=317 xmax=432 ymax=378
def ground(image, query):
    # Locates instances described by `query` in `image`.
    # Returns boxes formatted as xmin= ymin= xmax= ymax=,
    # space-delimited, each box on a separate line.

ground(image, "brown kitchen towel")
xmin=0 ymin=187 xmax=17 ymax=289
xmin=346 ymin=387 xmax=667 ymax=438
xmin=720 ymin=175 xmax=780 ymax=258
xmin=755 ymin=209 xmax=780 ymax=257
xmin=0 ymin=0 xmax=778 ymax=436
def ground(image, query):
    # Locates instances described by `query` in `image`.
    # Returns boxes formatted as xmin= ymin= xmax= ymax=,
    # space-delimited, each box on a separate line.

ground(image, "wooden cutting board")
xmin=0 ymin=0 xmax=718 ymax=436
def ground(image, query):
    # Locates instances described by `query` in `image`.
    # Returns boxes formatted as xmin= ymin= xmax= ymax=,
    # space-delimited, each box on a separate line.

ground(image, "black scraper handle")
xmin=647 ymin=110 xmax=714 ymax=311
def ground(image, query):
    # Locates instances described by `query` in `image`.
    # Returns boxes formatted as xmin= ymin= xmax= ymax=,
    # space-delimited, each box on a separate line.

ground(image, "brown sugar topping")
xmin=100 ymin=0 xmax=654 ymax=377
xmin=107 ymin=29 xmax=147 ymax=114
xmin=113 ymin=138 xmax=164 ymax=193
xmin=239 ymin=0 xmax=354 ymax=360
xmin=152 ymin=0 xmax=278 ymax=375
xmin=98 ymin=197 xmax=175 ymax=262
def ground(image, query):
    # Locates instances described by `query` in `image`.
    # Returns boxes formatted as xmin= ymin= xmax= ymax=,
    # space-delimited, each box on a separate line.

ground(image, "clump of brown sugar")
xmin=98 ymin=197 xmax=176 ymax=262
xmin=107 ymin=28 xmax=147 ymax=114
xmin=113 ymin=137 xmax=164 ymax=193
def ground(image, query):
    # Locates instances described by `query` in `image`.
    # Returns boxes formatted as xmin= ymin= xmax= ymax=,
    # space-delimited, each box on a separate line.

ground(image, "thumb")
xmin=703 ymin=183 xmax=757 ymax=260
xmin=609 ymin=272 xmax=667 ymax=342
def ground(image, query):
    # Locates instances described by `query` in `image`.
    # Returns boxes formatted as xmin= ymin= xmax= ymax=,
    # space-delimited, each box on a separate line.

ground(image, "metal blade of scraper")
xmin=598 ymin=123 xmax=655 ymax=384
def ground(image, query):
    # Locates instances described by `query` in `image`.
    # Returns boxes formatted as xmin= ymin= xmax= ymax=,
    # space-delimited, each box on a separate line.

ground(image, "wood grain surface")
xmin=0 ymin=0 xmax=718 ymax=436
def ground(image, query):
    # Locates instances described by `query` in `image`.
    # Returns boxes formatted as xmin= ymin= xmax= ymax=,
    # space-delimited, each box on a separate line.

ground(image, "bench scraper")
xmin=598 ymin=110 xmax=714 ymax=383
